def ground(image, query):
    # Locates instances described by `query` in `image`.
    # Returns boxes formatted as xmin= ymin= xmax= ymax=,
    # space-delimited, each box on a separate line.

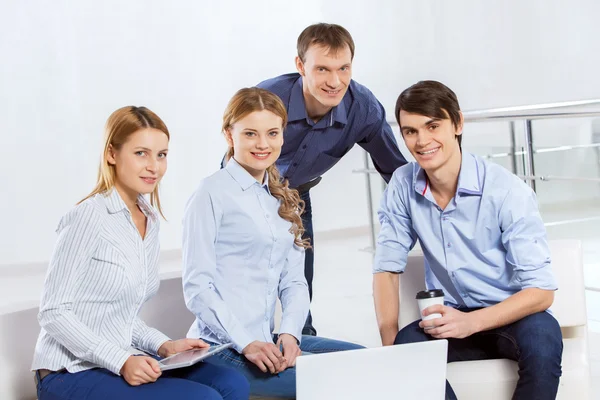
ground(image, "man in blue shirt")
xmin=372 ymin=81 xmax=562 ymax=399
xmin=258 ymin=23 xmax=407 ymax=335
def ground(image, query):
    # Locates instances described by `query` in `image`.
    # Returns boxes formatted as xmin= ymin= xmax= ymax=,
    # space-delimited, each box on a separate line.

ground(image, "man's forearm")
xmin=471 ymin=288 xmax=554 ymax=333
xmin=373 ymin=272 xmax=400 ymax=345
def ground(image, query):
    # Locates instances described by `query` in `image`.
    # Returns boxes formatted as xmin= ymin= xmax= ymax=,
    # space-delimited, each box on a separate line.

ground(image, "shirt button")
xmin=264 ymin=316 xmax=269 ymax=321
xmin=266 ymin=214 xmax=270 ymax=219
xmin=447 ymin=243 xmax=451 ymax=248
xmin=302 ymin=145 xmax=307 ymax=149
xmin=293 ymin=162 xmax=298 ymax=167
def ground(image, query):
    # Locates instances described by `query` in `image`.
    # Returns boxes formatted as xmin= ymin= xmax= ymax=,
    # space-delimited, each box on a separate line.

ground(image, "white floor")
xmin=1 ymin=227 xmax=599 ymax=397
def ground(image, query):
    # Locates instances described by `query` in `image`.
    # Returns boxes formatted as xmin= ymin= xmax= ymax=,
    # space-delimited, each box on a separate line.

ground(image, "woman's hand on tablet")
xmin=120 ymin=356 xmax=161 ymax=386
xmin=158 ymin=338 xmax=210 ymax=358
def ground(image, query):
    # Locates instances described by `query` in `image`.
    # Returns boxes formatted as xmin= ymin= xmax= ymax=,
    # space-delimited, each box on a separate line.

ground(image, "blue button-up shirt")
xmin=182 ymin=158 xmax=310 ymax=353
xmin=373 ymin=152 xmax=557 ymax=308
xmin=257 ymin=73 xmax=407 ymax=188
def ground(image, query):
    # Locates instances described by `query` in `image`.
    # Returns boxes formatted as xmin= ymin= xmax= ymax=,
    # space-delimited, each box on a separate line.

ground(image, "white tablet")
xmin=158 ymin=343 xmax=234 ymax=371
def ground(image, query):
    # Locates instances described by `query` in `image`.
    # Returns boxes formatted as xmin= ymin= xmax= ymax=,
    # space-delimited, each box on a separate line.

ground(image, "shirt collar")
xmin=413 ymin=164 xmax=429 ymax=197
xmin=412 ymin=152 xmax=483 ymax=197
xmin=104 ymin=188 xmax=159 ymax=220
xmin=288 ymin=77 xmax=307 ymax=122
xmin=226 ymin=157 xmax=271 ymax=194
xmin=456 ymin=152 xmax=483 ymax=196
xmin=288 ymin=76 xmax=349 ymax=126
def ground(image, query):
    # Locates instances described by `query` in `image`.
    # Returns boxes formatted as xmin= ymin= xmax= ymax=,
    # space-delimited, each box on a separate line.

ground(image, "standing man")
xmin=258 ymin=23 xmax=407 ymax=335
xmin=373 ymin=80 xmax=562 ymax=399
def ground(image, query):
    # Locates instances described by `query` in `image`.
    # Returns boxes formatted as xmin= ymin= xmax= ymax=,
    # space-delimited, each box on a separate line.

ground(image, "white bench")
xmin=399 ymin=239 xmax=591 ymax=399
xmin=0 ymin=269 xmax=281 ymax=399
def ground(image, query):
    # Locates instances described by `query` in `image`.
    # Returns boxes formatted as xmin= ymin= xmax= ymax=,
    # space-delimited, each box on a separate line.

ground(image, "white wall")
xmin=1 ymin=0 xmax=599 ymax=266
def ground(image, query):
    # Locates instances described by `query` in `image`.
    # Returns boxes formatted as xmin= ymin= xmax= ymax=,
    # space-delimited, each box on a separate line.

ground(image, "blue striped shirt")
xmin=374 ymin=152 xmax=557 ymax=308
xmin=182 ymin=158 xmax=309 ymax=353
xmin=31 ymin=189 xmax=170 ymax=375
xmin=257 ymin=73 xmax=407 ymax=188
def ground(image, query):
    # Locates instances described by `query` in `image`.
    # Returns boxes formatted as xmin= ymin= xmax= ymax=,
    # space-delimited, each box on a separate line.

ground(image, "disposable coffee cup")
xmin=416 ymin=289 xmax=445 ymax=329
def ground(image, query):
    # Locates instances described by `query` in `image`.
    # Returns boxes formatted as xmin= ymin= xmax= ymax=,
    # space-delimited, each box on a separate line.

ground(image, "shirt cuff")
xmin=228 ymin=324 xmax=255 ymax=354
xmin=373 ymin=246 xmax=407 ymax=274
xmin=137 ymin=328 xmax=172 ymax=355
xmin=279 ymin=318 xmax=303 ymax=345
xmin=91 ymin=340 xmax=134 ymax=375
xmin=373 ymin=260 xmax=405 ymax=274
xmin=516 ymin=267 xmax=558 ymax=291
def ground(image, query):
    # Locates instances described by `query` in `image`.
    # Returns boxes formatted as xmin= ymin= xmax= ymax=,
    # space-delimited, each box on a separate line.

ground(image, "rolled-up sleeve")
xmin=277 ymin=243 xmax=310 ymax=343
xmin=38 ymin=204 xmax=131 ymax=375
xmin=373 ymin=173 xmax=417 ymax=274
xmin=182 ymin=184 xmax=255 ymax=353
xmin=500 ymin=185 xmax=557 ymax=291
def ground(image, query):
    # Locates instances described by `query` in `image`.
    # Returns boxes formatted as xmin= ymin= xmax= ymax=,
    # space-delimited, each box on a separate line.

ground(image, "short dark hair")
xmin=297 ymin=23 xmax=355 ymax=62
xmin=395 ymin=80 xmax=462 ymax=147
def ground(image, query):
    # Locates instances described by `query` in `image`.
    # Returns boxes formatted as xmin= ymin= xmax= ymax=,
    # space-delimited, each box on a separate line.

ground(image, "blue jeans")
xmin=37 ymin=360 xmax=249 ymax=400
xmin=299 ymin=190 xmax=316 ymax=336
xmin=394 ymin=310 xmax=563 ymax=400
xmin=205 ymin=334 xmax=364 ymax=398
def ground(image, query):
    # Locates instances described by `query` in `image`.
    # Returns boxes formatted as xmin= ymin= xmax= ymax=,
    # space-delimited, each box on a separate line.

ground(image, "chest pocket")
xmin=78 ymin=241 xmax=128 ymax=304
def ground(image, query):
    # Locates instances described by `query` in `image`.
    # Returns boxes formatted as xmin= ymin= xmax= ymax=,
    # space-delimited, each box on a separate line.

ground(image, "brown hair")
xmin=297 ymin=23 xmax=355 ymax=62
xmin=79 ymin=106 xmax=170 ymax=218
xmin=395 ymin=80 xmax=463 ymax=148
xmin=222 ymin=87 xmax=310 ymax=248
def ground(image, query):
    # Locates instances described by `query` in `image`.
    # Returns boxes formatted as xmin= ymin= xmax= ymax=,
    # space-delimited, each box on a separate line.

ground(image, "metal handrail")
xmin=462 ymin=99 xmax=600 ymax=122
xmin=388 ymin=110 xmax=600 ymax=124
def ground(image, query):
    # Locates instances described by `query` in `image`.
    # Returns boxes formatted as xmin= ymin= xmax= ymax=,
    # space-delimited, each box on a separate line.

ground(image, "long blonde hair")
xmin=79 ymin=106 xmax=170 ymax=218
xmin=223 ymin=88 xmax=310 ymax=248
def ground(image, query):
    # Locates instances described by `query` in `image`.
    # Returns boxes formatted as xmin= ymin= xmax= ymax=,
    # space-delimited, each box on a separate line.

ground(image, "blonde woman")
xmin=182 ymin=88 xmax=363 ymax=398
xmin=31 ymin=106 xmax=249 ymax=400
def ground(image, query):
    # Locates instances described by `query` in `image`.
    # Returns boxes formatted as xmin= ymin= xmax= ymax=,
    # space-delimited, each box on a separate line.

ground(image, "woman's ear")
xmin=106 ymin=144 xmax=117 ymax=165
xmin=224 ymin=129 xmax=234 ymax=147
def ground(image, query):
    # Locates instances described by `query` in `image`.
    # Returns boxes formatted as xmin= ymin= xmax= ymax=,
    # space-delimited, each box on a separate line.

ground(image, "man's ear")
xmin=456 ymin=111 xmax=464 ymax=136
xmin=295 ymin=56 xmax=305 ymax=76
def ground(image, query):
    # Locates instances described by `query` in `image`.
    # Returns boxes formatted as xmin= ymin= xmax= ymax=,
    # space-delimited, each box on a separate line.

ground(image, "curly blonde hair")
xmin=223 ymin=87 xmax=310 ymax=248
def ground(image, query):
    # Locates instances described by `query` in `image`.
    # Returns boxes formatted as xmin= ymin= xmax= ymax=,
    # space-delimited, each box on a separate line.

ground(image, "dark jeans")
xmin=299 ymin=190 xmax=316 ymax=336
xmin=394 ymin=310 xmax=563 ymax=400
xmin=37 ymin=360 xmax=249 ymax=400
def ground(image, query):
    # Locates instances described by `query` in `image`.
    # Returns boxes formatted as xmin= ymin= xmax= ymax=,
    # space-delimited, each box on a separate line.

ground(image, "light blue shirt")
xmin=374 ymin=152 xmax=557 ymax=308
xmin=182 ymin=158 xmax=310 ymax=353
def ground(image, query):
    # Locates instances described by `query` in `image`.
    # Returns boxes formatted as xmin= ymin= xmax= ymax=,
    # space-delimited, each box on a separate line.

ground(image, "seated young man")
xmin=372 ymin=80 xmax=562 ymax=400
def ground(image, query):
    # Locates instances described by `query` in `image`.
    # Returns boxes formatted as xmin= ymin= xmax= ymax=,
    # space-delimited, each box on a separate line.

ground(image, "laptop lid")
xmin=296 ymin=340 xmax=448 ymax=400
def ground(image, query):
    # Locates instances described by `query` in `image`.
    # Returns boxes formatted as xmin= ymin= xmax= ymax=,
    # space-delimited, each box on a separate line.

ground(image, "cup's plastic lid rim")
xmin=416 ymin=289 xmax=444 ymax=299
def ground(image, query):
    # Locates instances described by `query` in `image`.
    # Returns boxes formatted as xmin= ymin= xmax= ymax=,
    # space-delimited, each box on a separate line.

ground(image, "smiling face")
xmin=296 ymin=43 xmax=352 ymax=119
xmin=107 ymin=127 xmax=169 ymax=198
xmin=225 ymin=110 xmax=284 ymax=182
xmin=399 ymin=109 xmax=463 ymax=174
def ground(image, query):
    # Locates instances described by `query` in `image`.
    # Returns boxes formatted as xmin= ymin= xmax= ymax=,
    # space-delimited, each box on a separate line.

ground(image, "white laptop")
xmin=296 ymin=340 xmax=448 ymax=400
